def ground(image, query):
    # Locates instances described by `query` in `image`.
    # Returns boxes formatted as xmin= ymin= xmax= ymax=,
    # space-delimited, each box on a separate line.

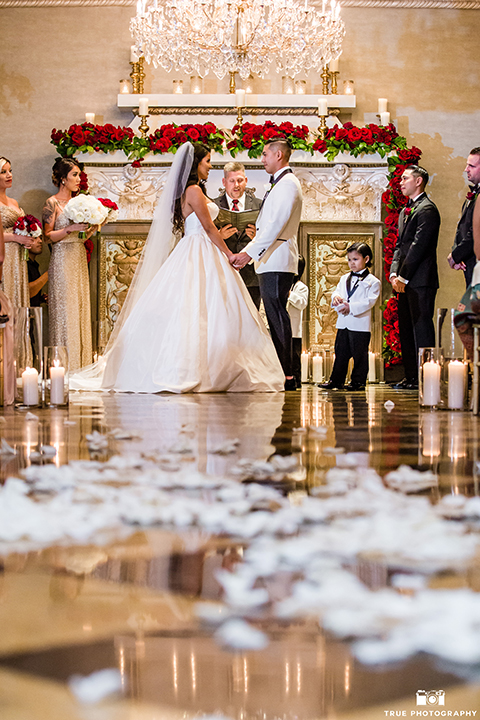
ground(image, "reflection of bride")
xmin=71 ymin=142 xmax=284 ymax=393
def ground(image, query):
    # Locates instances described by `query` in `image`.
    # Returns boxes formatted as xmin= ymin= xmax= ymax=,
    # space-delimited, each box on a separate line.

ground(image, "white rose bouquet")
xmin=63 ymin=195 xmax=109 ymax=238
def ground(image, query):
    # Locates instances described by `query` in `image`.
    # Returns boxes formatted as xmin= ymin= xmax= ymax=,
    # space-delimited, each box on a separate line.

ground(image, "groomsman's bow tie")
xmin=231 ymin=199 xmax=239 ymax=211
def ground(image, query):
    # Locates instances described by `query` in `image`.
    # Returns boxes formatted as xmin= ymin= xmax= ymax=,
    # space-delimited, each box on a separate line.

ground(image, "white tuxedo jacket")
xmin=244 ymin=170 xmax=303 ymax=274
xmin=332 ymin=272 xmax=381 ymax=332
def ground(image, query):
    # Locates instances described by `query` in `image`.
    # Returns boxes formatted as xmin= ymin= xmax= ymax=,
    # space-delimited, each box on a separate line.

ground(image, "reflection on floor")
xmin=1 ymin=385 xmax=480 ymax=719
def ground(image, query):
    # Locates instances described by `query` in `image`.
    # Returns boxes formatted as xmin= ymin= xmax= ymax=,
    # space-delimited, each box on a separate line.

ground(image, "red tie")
xmin=231 ymin=199 xmax=239 ymax=211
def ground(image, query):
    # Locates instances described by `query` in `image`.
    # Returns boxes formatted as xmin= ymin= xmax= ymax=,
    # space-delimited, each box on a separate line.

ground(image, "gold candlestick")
xmin=229 ymin=71 xmax=236 ymax=94
xmin=236 ymin=106 xmax=243 ymax=128
xmin=317 ymin=114 xmax=327 ymax=140
xmin=330 ymin=70 xmax=339 ymax=95
xmin=139 ymin=114 xmax=150 ymax=138
xmin=130 ymin=56 xmax=146 ymax=94
xmin=321 ymin=65 xmax=330 ymax=95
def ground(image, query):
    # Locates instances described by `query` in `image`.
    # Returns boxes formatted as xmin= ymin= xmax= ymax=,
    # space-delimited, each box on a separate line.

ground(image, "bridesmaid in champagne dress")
xmin=42 ymin=158 xmax=94 ymax=371
xmin=0 ymin=222 xmax=15 ymax=404
xmin=0 ymin=157 xmax=31 ymax=309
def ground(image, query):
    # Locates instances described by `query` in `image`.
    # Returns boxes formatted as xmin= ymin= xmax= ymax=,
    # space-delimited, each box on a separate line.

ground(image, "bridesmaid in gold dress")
xmin=0 ymin=221 xmax=15 ymax=404
xmin=42 ymin=158 xmax=94 ymax=371
xmin=0 ymin=157 xmax=32 ymax=309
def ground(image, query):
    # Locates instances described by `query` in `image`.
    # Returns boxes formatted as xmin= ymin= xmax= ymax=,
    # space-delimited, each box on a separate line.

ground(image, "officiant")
xmin=214 ymin=162 xmax=262 ymax=309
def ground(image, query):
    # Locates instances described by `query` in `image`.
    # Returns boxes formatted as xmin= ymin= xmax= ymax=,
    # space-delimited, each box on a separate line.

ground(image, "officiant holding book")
xmin=214 ymin=162 xmax=262 ymax=308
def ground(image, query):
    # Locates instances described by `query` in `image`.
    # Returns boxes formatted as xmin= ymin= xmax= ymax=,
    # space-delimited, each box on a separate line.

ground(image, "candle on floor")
xmin=50 ymin=360 xmax=65 ymax=405
xmin=368 ymin=352 xmax=376 ymax=382
xmin=312 ymin=355 xmax=323 ymax=383
xmin=423 ymin=360 xmax=440 ymax=406
xmin=22 ymin=367 xmax=39 ymax=406
xmin=448 ymin=360 xmax=466 ymax=410
xmin=301 ymin=352 xmax=310 ymax=383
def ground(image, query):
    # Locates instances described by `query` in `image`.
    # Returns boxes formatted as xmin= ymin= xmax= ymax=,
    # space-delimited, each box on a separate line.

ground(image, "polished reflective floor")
xmin=1 ymin=385 xmax=480 ymax=719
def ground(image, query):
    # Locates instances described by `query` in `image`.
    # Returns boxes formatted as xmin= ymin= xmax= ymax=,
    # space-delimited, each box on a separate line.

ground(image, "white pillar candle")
xmin=235 ymin=89 xmax=246 ymax=108
xmin=423 ymin=360 xmax=441 ymax=406
xmin=329 ymin=58 xmax=339 ymax=73
xmin=318 ymin=99 xmax=328 ymax=116
xmin=301 ymin=352 xmax=310 ymax=383
xmin=368 ymin=351 xmax=376 ymax=382
xmin=85 ymin=113 xmax=95 ymax=124
xmin=380 ymin=111 xmax=391 ymax=126
xmin=130 ymin=45 xmax=139 ymax=63
xmin=448 ymin=360 xmax=466 ymax=410
xmin=312 ymin=355 xmax=323 ymax=383
xmin=378 ymin=98 xmax=388 ymax=114
xmin=22 ymin=367 xmax=39 ymax=406
xmin=138 ymin=98 xmax=149 ymax=116
xmin=50 ymin=361 xmax=65 ymax=405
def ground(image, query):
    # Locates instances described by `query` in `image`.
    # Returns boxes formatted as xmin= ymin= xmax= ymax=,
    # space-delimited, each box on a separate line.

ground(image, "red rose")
xmin=347 ymin=127 xmax=363 ymax=143
xmin=186 ymin=128 xmax=200 ymax=141
xmin=263 ymin=127 xmax=282 ymax=140
xmin=71 ymin=131 xmax=86 ymax=146
xmin=335 ymin=128 xmax=348 ymax=140
xmin=361 ymin=128 xmax=374 ymax=144
xmin=84 ymin=238 xmax=94 ymax=264
xmin=313 ymin=139 xmax=327 ymax=153
xmin=384 ymin=212 xmax=399 ymax=227
xmin=131 ymin=160 xmax=141 ymax=168
xmin=204 ymin=122 xmax=216 ymax=134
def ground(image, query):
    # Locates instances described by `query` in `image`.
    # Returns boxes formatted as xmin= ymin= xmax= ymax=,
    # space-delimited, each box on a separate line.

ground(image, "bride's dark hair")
xmin=173 ymin=142 xmax=210 ymax=234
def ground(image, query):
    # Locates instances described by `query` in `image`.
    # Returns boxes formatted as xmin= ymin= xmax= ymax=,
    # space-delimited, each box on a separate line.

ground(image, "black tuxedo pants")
xmin=397 ymin=285 xmax=436 ymax=381
xmin=258 ymin=272 xmax=295 ymax=377
xmin=330 ymin=329 xmax=371 ymax=386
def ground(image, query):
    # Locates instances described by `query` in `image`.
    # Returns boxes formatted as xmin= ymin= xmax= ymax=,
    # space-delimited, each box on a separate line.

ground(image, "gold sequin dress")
xmin=49 ymin=205 xmax=92 ymax=371
xmin=0 ymin=204 xmax=30 ymax=309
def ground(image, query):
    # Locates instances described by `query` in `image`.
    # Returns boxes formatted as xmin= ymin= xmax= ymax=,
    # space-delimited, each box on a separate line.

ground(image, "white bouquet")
xmin=63 ymin=195 xmax=109 ymax=237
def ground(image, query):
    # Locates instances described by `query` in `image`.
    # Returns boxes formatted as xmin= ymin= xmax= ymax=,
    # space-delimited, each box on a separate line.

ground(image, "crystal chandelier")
xmin=130 ymin=0 xmax=345 ymax=81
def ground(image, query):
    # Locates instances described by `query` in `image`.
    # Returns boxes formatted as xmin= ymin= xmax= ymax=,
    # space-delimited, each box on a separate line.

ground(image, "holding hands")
xmin=230 ymin=251 xmax=251 ymax=270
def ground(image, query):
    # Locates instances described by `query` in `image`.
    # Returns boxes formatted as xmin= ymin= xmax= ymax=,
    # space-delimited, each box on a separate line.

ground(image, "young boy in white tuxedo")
xmin=320 ymin=242 xmax=380 ymax=391
xmin=287 ymin=254 xmax=309 ymax=388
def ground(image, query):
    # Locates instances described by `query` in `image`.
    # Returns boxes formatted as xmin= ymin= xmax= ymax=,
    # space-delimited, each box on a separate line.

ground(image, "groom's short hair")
xmin=223 ymin=161 xmax=246 ymax=176
xmin=264 ymin=138 xmax=292 ymax=161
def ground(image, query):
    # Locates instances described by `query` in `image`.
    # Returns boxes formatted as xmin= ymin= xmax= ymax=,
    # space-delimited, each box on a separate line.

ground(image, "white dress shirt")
xmin=332 ymin=271 xmax=381 ymax=332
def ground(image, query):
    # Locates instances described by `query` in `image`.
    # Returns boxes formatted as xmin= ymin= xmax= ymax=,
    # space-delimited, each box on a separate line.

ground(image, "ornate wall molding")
xmin=2 ymin=0 xmax=479 ymax=8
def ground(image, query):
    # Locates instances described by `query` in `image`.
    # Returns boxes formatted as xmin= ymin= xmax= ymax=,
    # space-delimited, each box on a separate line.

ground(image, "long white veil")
xmin=70 ymin=141 xmax=194 ymax=390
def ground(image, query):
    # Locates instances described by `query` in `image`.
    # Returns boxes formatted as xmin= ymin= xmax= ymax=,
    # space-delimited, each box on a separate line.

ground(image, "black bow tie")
xmin=351 ymin=272 xmax=364 ymax=277
xmin=406 ymin=199 xmax=413 ymax=208
xmin=269 ymin=175 xmax=275 ymax=184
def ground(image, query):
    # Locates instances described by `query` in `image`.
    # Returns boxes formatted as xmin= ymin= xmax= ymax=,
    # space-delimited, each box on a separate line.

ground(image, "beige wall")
xmin=2 ymin=4 xmax=480 ymax=311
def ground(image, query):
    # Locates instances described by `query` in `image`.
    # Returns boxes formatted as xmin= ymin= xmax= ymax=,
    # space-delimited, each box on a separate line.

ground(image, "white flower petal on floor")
xmin=384 ymin=465 xmax=438 ymax=493
xmin=214 ymin=619 xmax=268 ymax=650
xmin=211 ymin=439 xmax=240 ymax=455
xmin=68 ymin=668 xmax=123 ymax=704
xmin=0 ymin=438 xmax=16 ymax=455
xmin=384 ymin=400 xmax=395 ymax=412
xmin=24 ymin=412 xmax=38 ymax=421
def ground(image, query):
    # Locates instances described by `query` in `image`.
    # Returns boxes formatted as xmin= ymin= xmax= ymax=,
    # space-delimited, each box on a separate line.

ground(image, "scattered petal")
xmin=68 ymin=669 xmax=123 ymax=704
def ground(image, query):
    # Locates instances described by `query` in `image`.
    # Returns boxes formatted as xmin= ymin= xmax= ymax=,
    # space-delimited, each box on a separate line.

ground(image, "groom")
xmin=232 ymin=138 xmax=303 ymax=391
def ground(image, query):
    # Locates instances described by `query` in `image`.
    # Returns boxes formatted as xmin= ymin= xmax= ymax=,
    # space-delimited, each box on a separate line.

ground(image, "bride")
xmin=71 ymin=142 xmax=284 ymax=393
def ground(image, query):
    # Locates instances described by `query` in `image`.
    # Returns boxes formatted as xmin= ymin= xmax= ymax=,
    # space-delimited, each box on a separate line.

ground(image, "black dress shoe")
xmin=344 ymin=383 xmax=366 ymax=391
xmin=284 ymin=378 xmax=297 ymax=391
xmin=319 ymin=380 xmax=344 ymax=390
xmin=403 ymin=381 xmax=418 ymax=390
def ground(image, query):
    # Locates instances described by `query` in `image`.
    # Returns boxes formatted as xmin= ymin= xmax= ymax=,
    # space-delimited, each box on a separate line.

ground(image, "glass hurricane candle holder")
xmin=301 ymin=351 xmax=311 ymax=383
xmin=419 ymin=347 xmax=443 ymax=409
xmin=119 ymin=79 xmax=130 ymax=94
xmin=312 ymin=350 xmax=325 ymax=384
xmin=442 ymin=357 xmax=469 ymax=411
xmin=172 ymin=79 xmax=183 ymax=94
xmin=282 ymin=76 xmax=294 ymax=94
xmin=44 ymin=346 xmax=69 ymax=407
xmin=14 ymin=307 xmax=43 ymax=408
xmin=343 ymin=80 xmax=355 ymax=95
xmin=190 ymin=76 xmax=202 ymax=94
xmin=295 ymin=80 xmax=307 ymax=94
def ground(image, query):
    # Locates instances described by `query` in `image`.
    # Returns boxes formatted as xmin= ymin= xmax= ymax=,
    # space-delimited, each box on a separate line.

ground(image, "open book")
xmin=214 ymin=208 xmax=259 ymax=234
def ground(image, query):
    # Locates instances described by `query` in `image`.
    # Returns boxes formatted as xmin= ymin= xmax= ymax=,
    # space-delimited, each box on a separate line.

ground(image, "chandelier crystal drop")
xmin=130 ymin=0 xmax=345 ymax=81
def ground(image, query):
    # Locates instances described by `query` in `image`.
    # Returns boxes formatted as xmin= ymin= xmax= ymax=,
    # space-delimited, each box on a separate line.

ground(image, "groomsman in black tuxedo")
xmin=232 ymin=139 xmax=303 ymax=391
xmin=448 ymin=148 xmax=480 ymax=287
xmin=214 ymin=162 xmax=262 ymax=308
xmin=390 ymin=165 xmax=441 ymax=390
